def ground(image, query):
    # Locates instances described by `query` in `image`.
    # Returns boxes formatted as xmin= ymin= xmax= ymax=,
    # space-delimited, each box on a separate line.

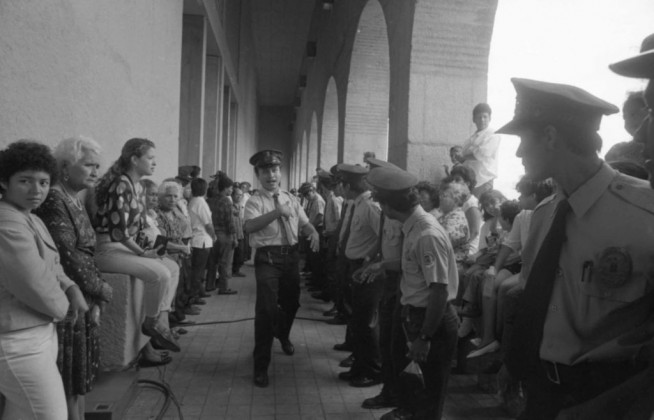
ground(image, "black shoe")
xmin=338 ymin=370 xmax=357 ymax=381
xmin=280 ymin=338 xmax=295 ymax=356
xmin=254 ymin=371 xmax=269 ymax=387
xmin=199 ymin=292 xmax=211 ymax=298
xmin=326 ymin=315 xmax=347 ymax=325
xmin=362 ymin=392 xmax=398 ymax=409
xmin=217 ymin=289 xmax=237 ymax=295
xmin=333 ymin=342 xmax=353 ymax=352
xmin=339 ymin=354 xmax=354 ymax=368
xmin=311 ymin=292 xmax=331 ymax=302
xmin=349 ymin=375 xmax=382 ymax=388
xmin=323 ymin=307 xmax=338 ymax=317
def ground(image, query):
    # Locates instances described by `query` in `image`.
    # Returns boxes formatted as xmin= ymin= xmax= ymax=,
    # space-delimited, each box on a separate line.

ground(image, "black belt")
xmin=257 ymin=245 xmax=298 ymax=255
xmin=540 ymin=359 xmax=645 ymax=385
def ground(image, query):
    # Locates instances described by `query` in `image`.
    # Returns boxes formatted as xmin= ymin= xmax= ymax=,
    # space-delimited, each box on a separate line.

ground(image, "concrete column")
xmin=221 ymin=86 xmax=231 ymax=171
xmin=179 ymin=15 xmax=207 ymax=167
xmin=202 ymin=55 xmax=223 ymax=177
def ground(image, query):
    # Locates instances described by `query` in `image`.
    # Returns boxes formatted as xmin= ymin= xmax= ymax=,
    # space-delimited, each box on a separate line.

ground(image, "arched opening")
xmin=320 ymin=77 xmax=339 ymax=168
xmin=308 ymin=112 xmax=319 ymax=177
xmin=343 ymin=0 xmax=390 ymax=164
xmin=302 ymin=132 xmax=309 ymax=182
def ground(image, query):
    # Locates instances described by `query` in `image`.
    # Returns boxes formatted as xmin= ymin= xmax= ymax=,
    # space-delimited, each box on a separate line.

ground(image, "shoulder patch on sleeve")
xmin=610 ymin=175 xmax=654 ymax=216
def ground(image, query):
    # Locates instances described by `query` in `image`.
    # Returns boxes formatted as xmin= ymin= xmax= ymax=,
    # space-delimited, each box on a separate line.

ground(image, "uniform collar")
xmin=259 ymin=188 xmax=281 ymax=199
xmin=566 ymin=162 xmax=616 ymax=218
xmin=353 ymin=190 xmax=371 ymax=204
xmin=402 ymin=205 xmax=428 ymax=236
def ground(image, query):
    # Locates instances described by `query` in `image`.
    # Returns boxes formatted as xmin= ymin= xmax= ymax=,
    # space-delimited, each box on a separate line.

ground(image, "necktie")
xmin=506 ymin=198 xmax=570 ymax=377
xmin=273 ymin=193 xmax=291 ymax=245
xmin=375 ymin=212 xmax=385 ymax=260
xmin=338 ymin=202 xmax=356 ymax=255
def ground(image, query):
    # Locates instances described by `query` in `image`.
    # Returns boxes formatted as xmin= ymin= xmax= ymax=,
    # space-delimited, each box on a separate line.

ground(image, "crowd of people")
xmin=0 ymin=32 xmax=653 ymax=420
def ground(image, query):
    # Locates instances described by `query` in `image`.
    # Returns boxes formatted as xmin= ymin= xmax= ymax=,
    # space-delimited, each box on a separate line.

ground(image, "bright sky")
xmin=488 ymin=0 xmax=652 ymax=198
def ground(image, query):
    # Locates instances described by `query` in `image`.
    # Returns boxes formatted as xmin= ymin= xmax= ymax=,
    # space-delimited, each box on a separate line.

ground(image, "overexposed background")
xmin=488 ymin=0 xmax=652 ymax=198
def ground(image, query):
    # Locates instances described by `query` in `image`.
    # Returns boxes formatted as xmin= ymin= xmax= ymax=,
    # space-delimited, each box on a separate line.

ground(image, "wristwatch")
xmin=418 ymin=333 xmax=431 ymax=342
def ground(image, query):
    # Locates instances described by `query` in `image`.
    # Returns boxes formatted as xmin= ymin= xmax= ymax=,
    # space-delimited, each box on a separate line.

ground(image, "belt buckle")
xmin=280 ymin=246 xmax=290 ymax=255
xmin=544 ymin=361 xmax=561 ymax=385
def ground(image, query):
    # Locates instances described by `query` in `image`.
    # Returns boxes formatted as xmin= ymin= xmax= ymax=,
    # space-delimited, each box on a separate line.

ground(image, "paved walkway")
xmin=123 ymin=263 xmax=513 ymax=420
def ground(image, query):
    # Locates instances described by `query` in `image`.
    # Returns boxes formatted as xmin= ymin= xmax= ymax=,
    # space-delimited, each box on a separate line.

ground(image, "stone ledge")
xmin=99 ymin=273 xmax=148 ymax=371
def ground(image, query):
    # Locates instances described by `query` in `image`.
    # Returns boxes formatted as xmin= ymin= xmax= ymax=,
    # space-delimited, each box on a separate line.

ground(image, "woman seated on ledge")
xmin=35 ymin=136 xmax=113 ymax=419
xmin=93 ymin=138 xmax=180 ymax=353
xmin=0 ymin=140 xmax=88 ymax=420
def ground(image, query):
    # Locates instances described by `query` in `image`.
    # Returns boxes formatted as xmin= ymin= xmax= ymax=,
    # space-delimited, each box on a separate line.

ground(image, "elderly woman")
xmin=34 ymin=137 xmax=112 ymax=420
xmin=94 ymin=138 xmax=180 ymax=352
xmin=154 ymin=180 xmax=193 ymax=321
xmin=0 ymin=140 xmax=88 ymax=420
xmin=437 ymin=180 xmax=471 ymax=264
xmin=206 ymin=171 xmax=237 ymax=295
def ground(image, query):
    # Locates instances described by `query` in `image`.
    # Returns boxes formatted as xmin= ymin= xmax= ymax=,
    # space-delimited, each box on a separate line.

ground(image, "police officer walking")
xmin=498 ymin=78 xmax=654 ymax=419
xmin=244 ymin=150 xmax=320 ymax=387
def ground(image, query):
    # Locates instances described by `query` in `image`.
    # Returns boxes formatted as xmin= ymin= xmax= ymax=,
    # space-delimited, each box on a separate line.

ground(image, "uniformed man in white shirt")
xmin=244 ymin=150 xmax=319 ymax=388
xmin=367 ymin=166 xmax=459 ymax=420
xmin=498 ymin=78 xmax=654 ymax=419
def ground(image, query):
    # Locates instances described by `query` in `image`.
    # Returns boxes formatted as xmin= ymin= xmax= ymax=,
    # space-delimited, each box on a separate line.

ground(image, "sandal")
xmin=141 ymin=318 xmax=181 ymax=352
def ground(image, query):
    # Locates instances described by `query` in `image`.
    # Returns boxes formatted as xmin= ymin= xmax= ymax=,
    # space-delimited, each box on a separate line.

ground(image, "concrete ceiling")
xmin=250 ymin=0 xmax=317 ymax=106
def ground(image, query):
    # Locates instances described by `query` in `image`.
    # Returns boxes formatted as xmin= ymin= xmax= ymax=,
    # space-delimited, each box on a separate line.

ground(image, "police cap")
xmin=366 ymin=167 xmax=418 ymax=193
xmin=365 ymin=157 xmax=400 ymax=170
xmin=609 ymin=33 xmax=654 ymax=79
xmin=336 ymin=163 xmax=368 ymax=182
xmin=496 ymin=78 xmax=619 ymax=135
xmin=249 ymin=150 xmax=283 ymax=168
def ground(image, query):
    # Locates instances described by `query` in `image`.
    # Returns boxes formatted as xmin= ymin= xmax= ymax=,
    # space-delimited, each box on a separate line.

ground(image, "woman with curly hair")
xmin=0 ymin=140 xmax=88 ymax=420
xmin=34 ymin=136 xmax=113 ymax=419
xmin=94 ymin=138 xmax=180 ymax=353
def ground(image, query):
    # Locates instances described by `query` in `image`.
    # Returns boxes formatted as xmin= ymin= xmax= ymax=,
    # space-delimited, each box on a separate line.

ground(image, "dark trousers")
xmin=348 ymin=258 xmax=384 ymax=378
xmin=393 ymin=303 xmax=458 ymax=419
xmin=379 ymin=271 xmax=401 ymax=396
xmin=520 ymin=360 xmax=646 ymax=420
xmin=189 ymin=246 xmax=210 ymax=298
xmin=233 ymin=238 xmax=245 ymax=274
xmin=253 ymin=247 xmax=301 ymax=373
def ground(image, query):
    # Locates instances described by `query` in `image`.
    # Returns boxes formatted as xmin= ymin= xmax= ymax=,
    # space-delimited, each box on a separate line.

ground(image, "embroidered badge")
xmin=596 ymin=247 xmax=632 ymax=289
xmin=423 ymin=253 xmax=435 ymax=267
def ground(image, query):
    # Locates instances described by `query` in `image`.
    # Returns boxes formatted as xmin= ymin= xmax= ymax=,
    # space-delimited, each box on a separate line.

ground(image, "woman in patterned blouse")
xmin=94 ymin=138 xmax=181 ymax=353
xmin=35 ymin=136 xmax=113 ymax=420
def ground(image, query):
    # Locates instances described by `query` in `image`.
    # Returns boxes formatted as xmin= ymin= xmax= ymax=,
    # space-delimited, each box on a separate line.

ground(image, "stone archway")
xmin=343 ymin=0 xmax=389 ymax=164
xmin=320 ymin=77 xmax=339 ymax=168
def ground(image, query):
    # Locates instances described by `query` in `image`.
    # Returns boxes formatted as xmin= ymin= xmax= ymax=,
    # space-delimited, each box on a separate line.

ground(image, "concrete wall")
xmin=0 ymin=0 xmax=184 ymax=181
xmin=258 ymin=106 xmax=295 ymax=188
xmin=291 ymin=0 xmax=498 ymax=184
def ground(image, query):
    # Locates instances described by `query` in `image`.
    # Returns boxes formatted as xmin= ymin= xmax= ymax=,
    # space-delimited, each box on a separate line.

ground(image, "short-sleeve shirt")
xmin=381 ymin=217 xmax=403 ymax=262
xmin=462 ymin=127 xmax=501 ymax=186
xmin=95 ymin=174 xmax=145 ymax=242
xmin=462 ymin=195 xmax=481 ymax=254
xmin=522 ymin=163 xmax=654 ymax=365
xmin=207 ymin=195 xmax=235 ymax=235
xmin=400 ymin=206 xmax=458 ymax=306
xmin=244 ymin=189 xmax=309 ymax=248
xmin=438 ymin=208 xmax=470 ymax=262
xmin=502 ymin=210 xmax=532 ymax=254
xmin=306 ymin=194 xmax=326 ymax=227
xmin=324 ymin=193 xmax=343 ymax=234
xmin=344 ymin=191 xmax=381 ymax=260
xmin=187 ymin=196 xmax=213 ymax=248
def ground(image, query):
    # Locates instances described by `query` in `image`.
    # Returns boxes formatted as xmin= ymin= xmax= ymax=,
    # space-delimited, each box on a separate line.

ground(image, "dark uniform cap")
xmin=317 ymin=168 xmax=333 ymax=181
xmin=336 ymin=163 xmax=369 ymax=182
xmin=249 ymin=149 xmax=283 ymax=168
xmin=366 ymin=167 xmax=418 ymax=192
xmin=365 ymin=157 xmax=400 ymax=170
xmin=609 ymin=33 xmax=654 ymax=79
xmin=496 ymin=78 xmax=619 ymax=135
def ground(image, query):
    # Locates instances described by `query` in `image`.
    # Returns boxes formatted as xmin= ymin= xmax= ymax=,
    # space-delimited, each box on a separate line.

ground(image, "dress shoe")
xmin=380 ymin=408 xmax=414 ymax=420
xmin=325 ymin=315 xmax=347 ymax=325
xmin=349 ymin=375 xmax=382 ymax=388
xmin=333 ymin=342 xmax=353 ymax=352
xmin=280 ymin=338 xmax=295 ymax=355
xmin=190 ymin=297 xmax=207 ymax=305
xmin=205 ymin=287 xmax=217 ymax=292
xmin=254 ymin=371 xmax=269 ymax=387
xmin=217 ymin=289 xmax=237 ymax=295
xmin=183 ymin=305 xmax=202 ymax=316
xmin=141 ymin=319 xmax=181 ymax=352
xmin=323 ymin=306 xmax=338 ymax=317
xmin=338 ymin=370 xmax=357 ymax=381
xmin=339 ymin=354 xmax=354 ymax=368
xmin=198 ymin=292 xmax=211 ymax=298
xmin=361 ymin=392 xmax=398 ymax=409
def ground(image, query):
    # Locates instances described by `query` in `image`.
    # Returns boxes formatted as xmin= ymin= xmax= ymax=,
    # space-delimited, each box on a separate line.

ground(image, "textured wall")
xmin=0 ymin=0 xmax=183 ymax=181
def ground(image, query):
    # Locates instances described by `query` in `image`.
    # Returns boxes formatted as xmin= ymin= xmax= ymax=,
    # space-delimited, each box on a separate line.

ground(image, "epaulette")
xmin=610 ymin=174 xmax=654 ymax=216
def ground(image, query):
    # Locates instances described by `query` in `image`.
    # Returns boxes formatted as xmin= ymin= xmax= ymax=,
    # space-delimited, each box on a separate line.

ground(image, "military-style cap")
xmin=609 ymin=33 xmax=654 ymax=79
xmin=365 ymin=157 xmax=399 ymax=170
xmin=335 ymin=163 xmax=369 ymax=181
xmin=249 ymin=149 xmax=283 ymax=168
xmin=366 ymin=167 xmax=418 ymax=192
xmin=496 ymin=78 xmax=619 ymax=135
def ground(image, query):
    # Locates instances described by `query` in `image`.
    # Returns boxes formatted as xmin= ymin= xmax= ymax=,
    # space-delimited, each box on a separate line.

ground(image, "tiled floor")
xmin=123 ymin=263 xmax=513 ymax=420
